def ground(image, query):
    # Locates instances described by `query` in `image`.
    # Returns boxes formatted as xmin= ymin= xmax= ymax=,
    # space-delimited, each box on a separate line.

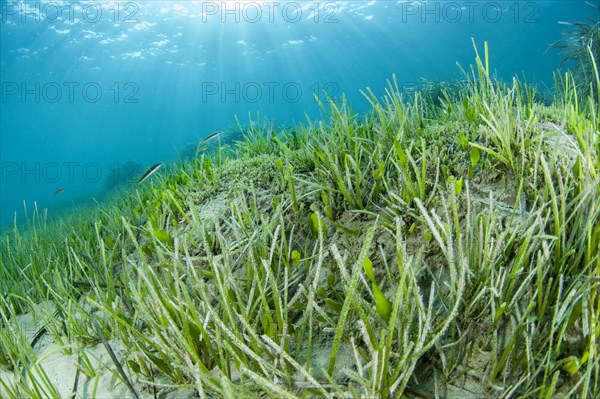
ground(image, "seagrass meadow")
xmin=1 ymin=43 xmax=599 ymax=398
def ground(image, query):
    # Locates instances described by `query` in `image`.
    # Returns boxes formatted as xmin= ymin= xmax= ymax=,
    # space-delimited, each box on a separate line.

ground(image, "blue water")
xmin=0 ymin=1 xmax=596 ymax=228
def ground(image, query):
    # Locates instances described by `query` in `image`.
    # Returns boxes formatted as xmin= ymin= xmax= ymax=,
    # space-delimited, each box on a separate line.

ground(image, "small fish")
xmin=136 ymin=163 xmax=162 ymax=184
xmin=201 ymin=130 xmax=223 ymax=144
xmin=53 ymin=188 xmax=65 ymax=195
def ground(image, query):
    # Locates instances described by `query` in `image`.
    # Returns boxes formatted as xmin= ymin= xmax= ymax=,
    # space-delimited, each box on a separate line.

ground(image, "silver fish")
xmin=136 ymin=163 xmax=162 ymax=184
xmin=201 ymin=130 xmax=223 ymax=144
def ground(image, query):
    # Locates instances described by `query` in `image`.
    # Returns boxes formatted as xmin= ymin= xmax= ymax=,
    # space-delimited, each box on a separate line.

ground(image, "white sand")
xmin=0 ymin=304 xmax=194 ymax=398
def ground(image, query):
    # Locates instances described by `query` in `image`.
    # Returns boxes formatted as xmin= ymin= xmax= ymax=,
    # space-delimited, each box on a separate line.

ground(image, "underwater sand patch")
xmin=195 ymin=193 xmax=230 ymax=223
xmin=538 ymin=120 xmax=580 ymax=162
xmin=0 ymin=301 xmax=200 ymax=398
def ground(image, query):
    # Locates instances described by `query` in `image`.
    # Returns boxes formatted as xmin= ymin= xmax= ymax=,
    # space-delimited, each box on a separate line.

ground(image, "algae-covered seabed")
xmin=1 ymin=46 xmax=599 ymax=398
